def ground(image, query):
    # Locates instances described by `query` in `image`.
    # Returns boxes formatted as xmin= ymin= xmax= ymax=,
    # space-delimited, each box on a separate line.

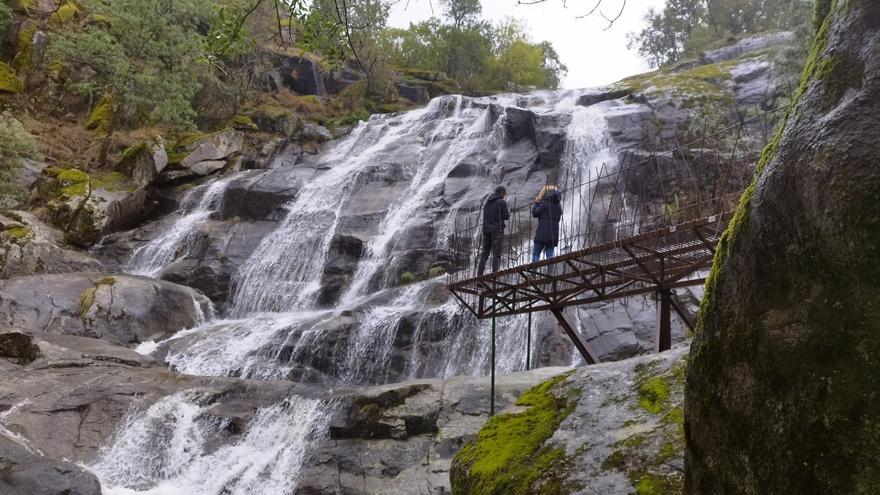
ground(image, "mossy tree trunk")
xmin=685 ymin=0 xmax=880 ymax=493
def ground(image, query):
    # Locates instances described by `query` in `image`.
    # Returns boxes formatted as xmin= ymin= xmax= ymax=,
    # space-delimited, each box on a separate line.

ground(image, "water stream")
xmin=90 ymin=90 xmax=619 ymax=494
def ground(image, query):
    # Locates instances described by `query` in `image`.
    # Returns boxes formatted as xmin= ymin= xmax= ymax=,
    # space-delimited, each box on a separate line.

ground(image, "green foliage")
xmin=0 ymin=2 xmax=12 ymax=40
xmin=48 ymin=0 xmax=206 ymax=132
xmin=0 ymin=113 xmax=39 ymax=209
xmin=629 ymin=0 xmax=812 ymax=68
xmin=385 ymin=15 xmax=565 ymax=93
xmin=399 ymin=271 xmax=417 ymax=285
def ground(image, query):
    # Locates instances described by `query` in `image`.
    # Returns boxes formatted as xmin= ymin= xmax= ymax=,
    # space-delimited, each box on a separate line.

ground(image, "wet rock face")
xmin=31 ymin=168 xmax=147 ymax=247
xmin=686 ymin=3 xmax=880 ymax=493
xmin=0 ymin=331 xmax=303 ymax=464
xmin=0 ymin=434 xmax=102 ymax=495
xmin=297 ymin=367 xmax=569 ymax=494
xmin=0 ymin=273 xmax=211 ymax=345
xmin=0 ymin=211 xmax=103 ymax=278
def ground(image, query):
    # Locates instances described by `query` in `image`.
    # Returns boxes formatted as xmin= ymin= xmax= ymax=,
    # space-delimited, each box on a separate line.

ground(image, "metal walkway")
xmin=444 ymin=108 xmax=781 ymax=369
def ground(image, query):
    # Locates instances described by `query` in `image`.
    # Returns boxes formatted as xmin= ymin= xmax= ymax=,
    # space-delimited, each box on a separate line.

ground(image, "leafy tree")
xmin=627 ymin=0 xmax=705 ymax=67
xmin=629 ymin=0 xmax=812 ymax=68
xmin=441 ymin=0 xmax=481 ymax=30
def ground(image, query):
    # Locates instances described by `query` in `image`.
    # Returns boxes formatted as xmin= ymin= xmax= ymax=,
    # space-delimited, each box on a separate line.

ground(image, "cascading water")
xmin=92 ymin=90 xmax=621 ymax=494
xmin=125 ymin=177 xmax=233 ymax=278
xmin=90 ymin=393 xmax=326 ymax=495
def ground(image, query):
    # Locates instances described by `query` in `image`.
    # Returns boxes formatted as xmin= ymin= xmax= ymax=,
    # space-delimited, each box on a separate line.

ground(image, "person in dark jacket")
xmin=477 ymin=186 xmax=510 ymax=276
xmin=532 ymin=185 xmax=563 ymax=262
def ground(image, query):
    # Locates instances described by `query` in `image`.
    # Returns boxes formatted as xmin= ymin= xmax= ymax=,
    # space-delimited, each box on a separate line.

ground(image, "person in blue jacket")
xmin=532 ymin=185 xmax=563 ymax=262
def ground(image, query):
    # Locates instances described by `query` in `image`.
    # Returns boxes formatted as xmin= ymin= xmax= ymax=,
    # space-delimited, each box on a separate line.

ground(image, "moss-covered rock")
xmin=244 ymin=106 xmax=301 ymax=136
xmin=117 ymin=136 xmax=168 ymax=186
xmin=450 ymin=372 xmax=580 ymax=494
xmin=685 ymin=1 xmax=880 ymax=492
xmin=32 ymin=167 xmax=145 ymax=247
xmin=85 ymin=95 xmax=114 ymax=135
xmin=0 ymin=61 xmax=24 ymax=93
xmin=12 ymin=23 xmax=38 ymax=72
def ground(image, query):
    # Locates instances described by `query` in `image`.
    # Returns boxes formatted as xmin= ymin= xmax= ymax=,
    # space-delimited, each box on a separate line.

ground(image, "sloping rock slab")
xmin=0 ymin=273 xmax=211 ymax=345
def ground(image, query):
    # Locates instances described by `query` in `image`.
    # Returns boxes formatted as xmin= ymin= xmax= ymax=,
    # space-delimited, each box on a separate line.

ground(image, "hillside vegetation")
xmin=0 ymin=0 xmax=565 ymax=206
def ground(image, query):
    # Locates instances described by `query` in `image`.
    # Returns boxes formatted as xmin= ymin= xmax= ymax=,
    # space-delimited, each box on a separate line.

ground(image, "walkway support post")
xmin=490 ymin=315 xmax=496 ymax=416
xmin=550 ymin=308 xmax=600 ymax=365
xmin=655 ymin=289 xmax=672 ymax=353
xmin=526 ymin=312 xmax=532 ymax=371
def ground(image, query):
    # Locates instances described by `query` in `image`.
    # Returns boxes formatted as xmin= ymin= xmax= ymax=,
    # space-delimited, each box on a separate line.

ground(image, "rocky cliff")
xmin=685 ymin=1 xmax=880 ymax=493
xmin=0 ymin=29 xmax=797 ymax=495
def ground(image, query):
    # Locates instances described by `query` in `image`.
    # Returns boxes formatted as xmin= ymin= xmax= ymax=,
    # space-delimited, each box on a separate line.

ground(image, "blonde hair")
xmin=535 ymin=184 xmax=558 ymax=202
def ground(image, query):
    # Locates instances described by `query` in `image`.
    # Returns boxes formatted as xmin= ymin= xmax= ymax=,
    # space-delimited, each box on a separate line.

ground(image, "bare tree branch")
xmin=515 ymin=0 xmax=627 ymax=28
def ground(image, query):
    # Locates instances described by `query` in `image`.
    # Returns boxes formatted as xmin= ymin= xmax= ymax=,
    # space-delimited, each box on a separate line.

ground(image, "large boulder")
xmin=116 ymin=136 xmax=168 ymax=187
xmin=451 ymin=348 xmax=687 ymax=494
xmin=0 ymin=211 xmax=102 ymax=278
xmin=269 ymin=53 xmax=327 ymax=96
xmin=0 ymin=273 xmax=211 ymax=345
xmin=31 ymin=167 xmax=147 ymax=247
xmin=159 ymin=130 xmax=243 ymax=183
xmin=686 ymin=3 xmax=880 ymax=493
xmin=0 ymin=434 xmax=102 ymax=495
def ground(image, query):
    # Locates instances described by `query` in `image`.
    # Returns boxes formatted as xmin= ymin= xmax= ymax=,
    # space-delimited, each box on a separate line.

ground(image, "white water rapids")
xmin=95 ymin=90 xmax=619 ymax=494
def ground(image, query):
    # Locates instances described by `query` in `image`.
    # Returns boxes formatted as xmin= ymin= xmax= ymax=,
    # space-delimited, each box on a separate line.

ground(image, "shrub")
xmin=0 ymin=113 xmax=40 ymax=208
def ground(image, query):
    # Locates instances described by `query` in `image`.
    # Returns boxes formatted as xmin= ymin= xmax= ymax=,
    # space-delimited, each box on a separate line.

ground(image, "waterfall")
xmin=90 ymin=393 xmax=327 ymax=495
xmin=125 ymin=177 xmax=233 ymax=278
xmin=227 ymin=110 xmax=431 ymax=315
xmin=94 ymin=90 xmax=622 ymax=494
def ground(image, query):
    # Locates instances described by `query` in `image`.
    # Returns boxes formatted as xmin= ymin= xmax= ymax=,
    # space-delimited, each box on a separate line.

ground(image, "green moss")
xmin=634 ymin=473 xmax=683 ymax=495
xmin=656 ymin=441 xmax=679 ymax=463
xmin=52 ymin=168 xmax=136 ymax=197
xmin=90 ymin=171 xmax=138 ymax=192
xmin=332 ymin=109 xmax=371 ymax=127
xmin=77 ymin=277 xmax=116 ymax=318
xmin=78 ymin=286 xmax=96 ymax=318
xmin=12 ymin=23 xmax=37 ymax=72
xmin=815 ymin=52 xmax=864 ymax=108
xmin=50 ymin=1 xmax=79 ymax=25
xmin=121 ymin=142 xmax=148 ymax=162
xmin=0 ymin=62 xmax=24 ymax=93
xmin=427 ymin=266 xmax=446 ymax=278
xmin=451 ymin=372 xmax=579 ymax=494
xmin=661 ymin=407 xmax=684 ymax=429
xmin=6 ymin=226 xmax=31 ymax=239
xmin=399 ymin=271 xmax=417 ymax=285
xmin=230 ymin=114 xmax=258 ymax=130
xmin=602 ymin=449 xmax=627 ymax=471
xmin=85 ymin=95 xmax=114 ymax=135
xmin=639 ymin=377 xmax=671 ymax=415
xmin=56 ymin=168 xmax=91 ymax=197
